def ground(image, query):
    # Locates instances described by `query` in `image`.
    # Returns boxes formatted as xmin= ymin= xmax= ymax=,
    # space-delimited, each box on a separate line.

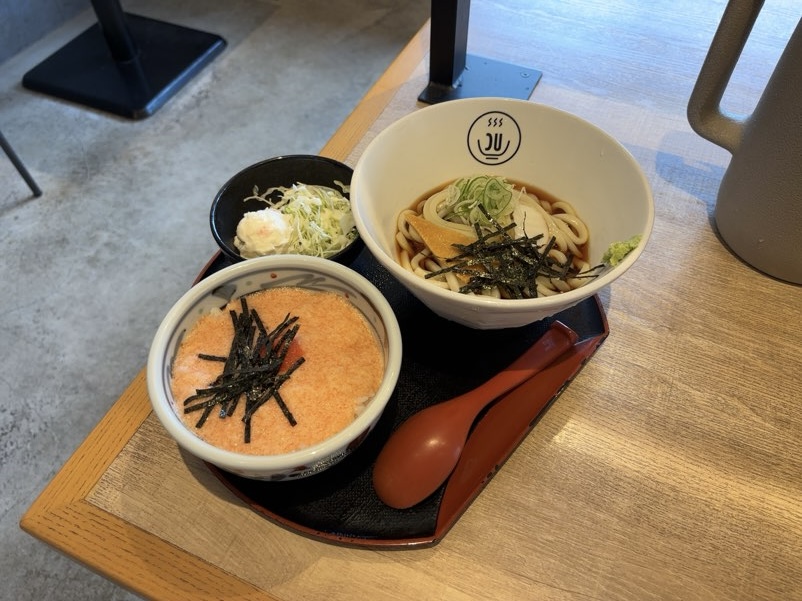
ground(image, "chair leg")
xmin=0 ymin=130 xmax=42 ymax=197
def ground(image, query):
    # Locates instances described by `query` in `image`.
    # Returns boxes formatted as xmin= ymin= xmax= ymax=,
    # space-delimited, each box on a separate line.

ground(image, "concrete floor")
xmin=0 ymin=1 xmax=428 ymax=598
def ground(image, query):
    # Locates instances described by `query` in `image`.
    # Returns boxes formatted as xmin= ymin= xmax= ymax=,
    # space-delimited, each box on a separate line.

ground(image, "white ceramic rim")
xmin=351 ymin=97 xmax=655 ymax=315
xmin=146 ymin=254 xmax=403 ymax=472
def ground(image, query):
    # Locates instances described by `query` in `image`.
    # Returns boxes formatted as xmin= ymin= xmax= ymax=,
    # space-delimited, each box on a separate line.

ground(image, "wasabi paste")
xmin=602 ymin=235 xmax=642 ymax=266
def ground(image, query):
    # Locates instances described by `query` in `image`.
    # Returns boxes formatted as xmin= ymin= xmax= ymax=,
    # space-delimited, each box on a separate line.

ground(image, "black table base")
xmin=22 ymin=8 xmax=225 ymax=120
xmin=419 ymin=0 xmax=541 ymax=104
xmin=419 ymin=54 xmax=541 ymax=104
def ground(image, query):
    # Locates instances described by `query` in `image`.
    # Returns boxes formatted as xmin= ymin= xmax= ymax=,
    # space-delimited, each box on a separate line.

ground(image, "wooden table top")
xmin=21 ymin=1 xmax=802 ymax=599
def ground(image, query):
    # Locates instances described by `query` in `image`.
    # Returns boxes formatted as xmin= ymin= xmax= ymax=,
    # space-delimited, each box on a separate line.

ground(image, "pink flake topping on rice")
xmin=170 ymin=287 xmax=384 ymax=455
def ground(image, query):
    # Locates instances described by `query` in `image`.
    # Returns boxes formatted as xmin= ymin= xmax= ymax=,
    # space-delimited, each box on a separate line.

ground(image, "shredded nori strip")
xmin=425 ymin=205 xmax=604 ymax=298
xmin=182 ymin=296 xmax=304 ymax=444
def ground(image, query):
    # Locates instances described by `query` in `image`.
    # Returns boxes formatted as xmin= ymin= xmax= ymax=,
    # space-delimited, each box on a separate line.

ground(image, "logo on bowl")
xmin=467 ymin=111 xmax=521 ymax=165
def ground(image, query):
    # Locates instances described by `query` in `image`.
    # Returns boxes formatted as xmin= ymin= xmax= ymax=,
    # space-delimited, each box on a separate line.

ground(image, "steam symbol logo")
xmin=467 ymin=111 xmax=521 ymax=165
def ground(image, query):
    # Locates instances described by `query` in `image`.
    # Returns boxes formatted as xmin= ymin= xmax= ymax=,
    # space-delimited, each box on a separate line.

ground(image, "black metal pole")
xmin=429 ymin=0 xmax=470 ymax=88
xmin=90 ymin=0 xmax=138 ymax=62
xmin=0 ymin=131 xmax=43 ymax=197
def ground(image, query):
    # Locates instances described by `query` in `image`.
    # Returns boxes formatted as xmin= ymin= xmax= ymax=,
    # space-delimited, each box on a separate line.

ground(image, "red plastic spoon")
xmin=372 ymin=321 xmax=577 ymax=509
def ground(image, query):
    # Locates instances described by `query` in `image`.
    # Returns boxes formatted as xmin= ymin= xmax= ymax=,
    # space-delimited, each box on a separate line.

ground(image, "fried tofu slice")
xmin=406 ymin=213 xmax=477 ymax=259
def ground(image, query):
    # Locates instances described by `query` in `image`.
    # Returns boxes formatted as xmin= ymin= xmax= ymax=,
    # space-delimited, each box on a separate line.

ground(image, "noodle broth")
xmin=394 ymin=176 xmax=594 ymax=299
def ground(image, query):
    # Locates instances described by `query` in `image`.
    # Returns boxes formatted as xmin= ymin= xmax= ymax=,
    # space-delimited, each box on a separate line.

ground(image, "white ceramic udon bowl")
xmin=351 ymin=97 xmax=654 ymax=329
xmin=147 ymin=255 xmax=402 ymax=480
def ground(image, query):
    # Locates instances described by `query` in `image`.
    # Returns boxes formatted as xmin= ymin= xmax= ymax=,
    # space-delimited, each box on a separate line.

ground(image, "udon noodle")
xmin=395 ymin=175 xmax=599 ymax=298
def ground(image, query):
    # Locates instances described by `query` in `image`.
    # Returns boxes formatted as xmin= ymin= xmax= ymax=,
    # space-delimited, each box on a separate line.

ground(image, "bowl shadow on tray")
xmin=182 ymin=246 xmax=608 ymax=548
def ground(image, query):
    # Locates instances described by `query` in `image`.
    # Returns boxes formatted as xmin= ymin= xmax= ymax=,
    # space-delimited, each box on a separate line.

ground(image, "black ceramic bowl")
xmin=210 ymin=155 xmax=362 ymax=264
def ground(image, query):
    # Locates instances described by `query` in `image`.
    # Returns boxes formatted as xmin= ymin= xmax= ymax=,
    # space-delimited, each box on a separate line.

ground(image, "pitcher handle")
xmin=687 ymin=0 xmax=764 ymax=153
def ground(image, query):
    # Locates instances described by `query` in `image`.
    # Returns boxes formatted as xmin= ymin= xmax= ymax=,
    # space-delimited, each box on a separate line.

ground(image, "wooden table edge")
xmin=19 ymin=21 xmax=431 ymax=601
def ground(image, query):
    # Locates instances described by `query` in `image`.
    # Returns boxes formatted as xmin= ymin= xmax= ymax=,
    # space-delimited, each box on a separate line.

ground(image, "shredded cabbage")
xmin=245 ymin=181 xmax=356 ymax=258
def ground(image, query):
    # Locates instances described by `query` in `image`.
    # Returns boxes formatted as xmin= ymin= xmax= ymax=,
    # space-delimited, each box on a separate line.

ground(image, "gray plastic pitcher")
xmin=688 ymin=0 xmax=802 ymax=284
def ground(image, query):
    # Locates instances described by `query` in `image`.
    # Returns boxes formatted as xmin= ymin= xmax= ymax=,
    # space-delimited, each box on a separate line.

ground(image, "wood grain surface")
xmin=21 ymin=1 xmax=802 ymax=599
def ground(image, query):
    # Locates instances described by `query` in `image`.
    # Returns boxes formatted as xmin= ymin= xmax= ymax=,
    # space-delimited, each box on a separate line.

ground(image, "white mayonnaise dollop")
xmin=234 ymin=208 xmax=292 ymax=258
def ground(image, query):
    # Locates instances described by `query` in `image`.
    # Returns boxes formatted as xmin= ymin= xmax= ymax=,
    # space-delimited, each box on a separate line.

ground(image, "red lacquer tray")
xmin=198 ymin=248 xmax=608 ymax=549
